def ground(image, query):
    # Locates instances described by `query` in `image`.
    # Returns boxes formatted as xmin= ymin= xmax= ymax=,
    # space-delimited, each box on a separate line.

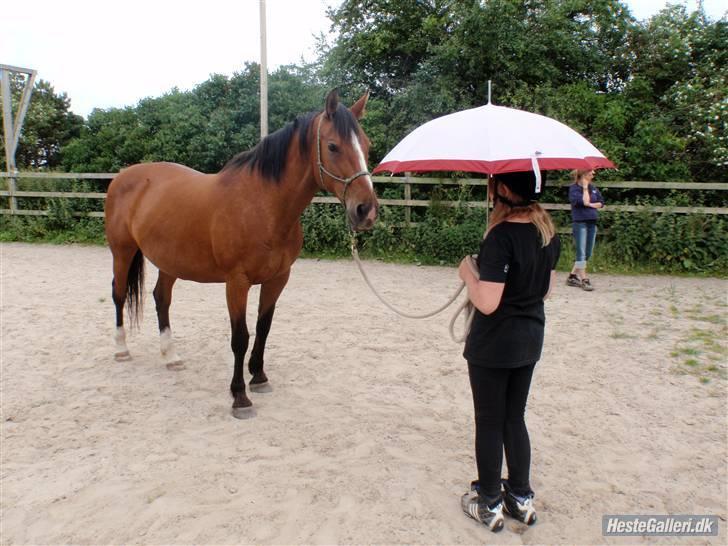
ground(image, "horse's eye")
xmin=327 ymin=143 xmax=339 ymax=153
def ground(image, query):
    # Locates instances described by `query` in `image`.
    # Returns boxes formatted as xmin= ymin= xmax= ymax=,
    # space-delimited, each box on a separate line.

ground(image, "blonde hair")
xmin=571 ymin=169 xmax=592 ymax=183
xmin=486 ymin=184 xmax=556 ymax=247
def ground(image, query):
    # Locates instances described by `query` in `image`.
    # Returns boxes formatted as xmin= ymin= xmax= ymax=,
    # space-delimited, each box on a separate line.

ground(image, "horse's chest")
xmin=243 ymin=239 xmax=301 ymax=284
xmin=245 ymin=247 xmax=298 ymax=284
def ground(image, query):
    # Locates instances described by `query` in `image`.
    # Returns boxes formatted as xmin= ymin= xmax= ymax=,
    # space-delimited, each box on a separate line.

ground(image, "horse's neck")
xmin=227 ymin=164 xmax=318 ymax=239
xmin=267 ymin=141 xmax=322 ymax=236
xmin=278 ymin=168 xmax=320 ymax=224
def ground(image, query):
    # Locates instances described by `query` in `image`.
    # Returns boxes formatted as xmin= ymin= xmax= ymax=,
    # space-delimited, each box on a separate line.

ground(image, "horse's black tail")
xmin=126 ymin=249 xmax=145 ymax=328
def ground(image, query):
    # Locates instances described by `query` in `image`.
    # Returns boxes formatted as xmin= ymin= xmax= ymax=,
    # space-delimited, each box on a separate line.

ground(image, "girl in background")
xmin=566 ymin=169 xmax=605 ymax=291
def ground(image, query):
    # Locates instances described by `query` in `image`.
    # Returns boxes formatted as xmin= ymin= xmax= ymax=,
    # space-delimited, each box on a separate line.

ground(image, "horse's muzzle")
xmin=349 ymin=201 xmax=378 ymax=232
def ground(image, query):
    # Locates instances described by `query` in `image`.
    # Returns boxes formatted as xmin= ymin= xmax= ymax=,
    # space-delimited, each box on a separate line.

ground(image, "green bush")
xmin=296 ymin=190 xmax=727 ymax=276
xmin=2 ymin=182 xmax=725 ymax=276
xmin=0 ymin=215 xmax=105 ymax=244
xmin=606 ymin=208 xmax=727 ymax=273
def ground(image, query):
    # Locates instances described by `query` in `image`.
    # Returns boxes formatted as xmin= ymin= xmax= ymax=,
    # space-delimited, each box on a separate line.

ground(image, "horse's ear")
xmin=325 ymin=89 xmax=339 ymax=119
xmin=350 ymin=90 xmax=370 ymax=120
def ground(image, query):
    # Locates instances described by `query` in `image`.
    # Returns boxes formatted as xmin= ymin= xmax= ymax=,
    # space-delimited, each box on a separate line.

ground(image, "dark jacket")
xmin=569 ymin=183 xmax=604 ymax=222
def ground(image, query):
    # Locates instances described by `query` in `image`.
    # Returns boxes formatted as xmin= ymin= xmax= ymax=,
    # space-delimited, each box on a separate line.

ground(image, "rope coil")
xmin=350 ymin=236 xmax=476 ymax=342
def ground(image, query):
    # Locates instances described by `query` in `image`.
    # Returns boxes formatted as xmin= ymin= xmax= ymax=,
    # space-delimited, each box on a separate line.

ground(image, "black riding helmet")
xmin=492 ymin=170 xmax=546 ymax=206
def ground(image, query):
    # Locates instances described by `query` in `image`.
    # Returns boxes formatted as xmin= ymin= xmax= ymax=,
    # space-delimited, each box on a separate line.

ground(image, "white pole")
xmin=259 ymin=0 xmax=268 ymax=139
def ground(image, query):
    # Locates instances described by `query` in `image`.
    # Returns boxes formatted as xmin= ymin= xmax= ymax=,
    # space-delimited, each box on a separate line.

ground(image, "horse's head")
xmin=315 ymin=90 xmax=379 ymax=232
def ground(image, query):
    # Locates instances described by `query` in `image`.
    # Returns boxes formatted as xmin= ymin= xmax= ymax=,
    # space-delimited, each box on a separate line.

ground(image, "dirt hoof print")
xmin=232 ymin=406 xmax=256 ymax=420
xmin=249 ymin=381 xmax=273 ymax=393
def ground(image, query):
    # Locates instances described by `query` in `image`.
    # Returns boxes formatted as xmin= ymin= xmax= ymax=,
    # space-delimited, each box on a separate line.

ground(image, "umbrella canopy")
xmin=373 ymin=102 xmax=615 ymax=176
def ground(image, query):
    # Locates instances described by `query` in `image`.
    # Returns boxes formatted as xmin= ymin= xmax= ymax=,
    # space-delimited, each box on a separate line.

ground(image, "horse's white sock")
xmin=160 ymin=327 xmax=182 ymax=365
xmin=114 ymin=327 xmax=131 ymax=360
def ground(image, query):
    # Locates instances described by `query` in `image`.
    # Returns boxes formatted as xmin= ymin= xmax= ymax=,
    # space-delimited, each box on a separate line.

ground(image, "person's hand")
xmin=458 ymin=257 xmax=475 ymax=282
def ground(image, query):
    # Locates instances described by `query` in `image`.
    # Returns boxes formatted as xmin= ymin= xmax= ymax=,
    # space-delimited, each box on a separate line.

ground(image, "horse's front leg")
xmin=226 ymin=275 xmax=253 ymax=419
xmin=248 ymin=269 xmax=291 ymax=392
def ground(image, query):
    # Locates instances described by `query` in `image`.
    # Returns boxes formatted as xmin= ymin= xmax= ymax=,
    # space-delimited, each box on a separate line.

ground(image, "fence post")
xmin=404 ymin=171 xmax=412 ymax=226
xmin=7 ymin=170 xmax=17 ymax=213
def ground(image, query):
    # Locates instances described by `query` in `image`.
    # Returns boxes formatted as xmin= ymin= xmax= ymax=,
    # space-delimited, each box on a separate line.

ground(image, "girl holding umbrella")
xmin=458 ymin=170 xmax=560 ymax=532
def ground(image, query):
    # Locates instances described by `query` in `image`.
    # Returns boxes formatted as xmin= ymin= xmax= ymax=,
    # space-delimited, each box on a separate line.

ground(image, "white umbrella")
xmin=373 ymin=102 xmax=615 ymax=185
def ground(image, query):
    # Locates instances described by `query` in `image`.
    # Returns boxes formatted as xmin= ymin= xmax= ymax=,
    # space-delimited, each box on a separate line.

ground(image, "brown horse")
xmin=105 ymin=90 xmax=378 ymax=418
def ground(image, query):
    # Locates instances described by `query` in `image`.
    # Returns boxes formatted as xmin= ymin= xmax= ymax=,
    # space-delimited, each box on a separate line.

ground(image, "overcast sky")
xmin=2 ymin=0 xmax=725 ymax=118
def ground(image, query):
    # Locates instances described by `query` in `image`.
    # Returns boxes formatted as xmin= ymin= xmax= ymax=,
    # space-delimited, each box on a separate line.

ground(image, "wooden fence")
xmin=1 ymin=172 xmax=727 ymax=223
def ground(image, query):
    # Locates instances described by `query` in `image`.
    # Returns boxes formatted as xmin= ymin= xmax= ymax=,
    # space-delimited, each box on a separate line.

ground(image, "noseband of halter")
xmin=316 ymin=113 xmax=370 ymax=203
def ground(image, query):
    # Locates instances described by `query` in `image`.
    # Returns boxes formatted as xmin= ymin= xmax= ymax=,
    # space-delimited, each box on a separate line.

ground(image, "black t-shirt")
xmin=463 ymin=222 xmax=561 ymax=368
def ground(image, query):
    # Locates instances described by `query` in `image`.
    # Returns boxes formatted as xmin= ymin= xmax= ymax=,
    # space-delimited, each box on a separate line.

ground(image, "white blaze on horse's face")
xmin=343 ymin=129 xmax=377 ymax=231
xmin=351 ymin=131 xmax=373 ymax=190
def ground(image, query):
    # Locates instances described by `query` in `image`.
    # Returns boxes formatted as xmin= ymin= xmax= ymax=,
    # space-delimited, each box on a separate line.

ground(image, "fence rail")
xmin=1 ymin=172 xmax=727 ymax=219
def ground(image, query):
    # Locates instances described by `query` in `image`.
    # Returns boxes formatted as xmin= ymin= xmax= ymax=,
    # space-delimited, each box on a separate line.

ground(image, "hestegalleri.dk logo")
xmin=602 ymin=515 xmax=719 ymax=536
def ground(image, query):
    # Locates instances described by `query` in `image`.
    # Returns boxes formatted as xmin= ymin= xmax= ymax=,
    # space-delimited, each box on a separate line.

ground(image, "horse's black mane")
xmin=222 ymin=104 xmax=360 ymax=182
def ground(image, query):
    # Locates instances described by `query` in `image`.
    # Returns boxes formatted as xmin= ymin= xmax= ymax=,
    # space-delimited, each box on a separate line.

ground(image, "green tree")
xmin=322 ymin=0 xmax=452 ymax=94
xmin=627 ymin=5 xmax=726 ymax=180
xmin=0 ymin=76 xmax=83 ymax=170
xmin=62 ymin=107 xmax=149 ymax=172
xmin=61 ymin=63 xmax=333 ymax=174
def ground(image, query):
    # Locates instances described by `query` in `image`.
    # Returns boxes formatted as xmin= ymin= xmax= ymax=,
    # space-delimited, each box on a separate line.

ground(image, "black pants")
xmin=467 ymin=362 xmax=536 ymax=501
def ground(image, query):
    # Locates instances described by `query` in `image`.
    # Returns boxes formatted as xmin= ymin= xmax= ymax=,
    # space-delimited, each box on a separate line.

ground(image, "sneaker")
xmin=461 ymin=487 xmax=505 ymax=532
xmin=566 ymin=274 xmax=582 ymax=287
xmin=581 ymin=278 xmax=594 ymax=291
xmin=502 ymin=481 xmax=537 ymax=525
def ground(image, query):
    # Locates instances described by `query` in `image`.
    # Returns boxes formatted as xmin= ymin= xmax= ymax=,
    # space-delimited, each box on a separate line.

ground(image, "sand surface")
xmin=1 ymin=242 xmax=726 ymax=545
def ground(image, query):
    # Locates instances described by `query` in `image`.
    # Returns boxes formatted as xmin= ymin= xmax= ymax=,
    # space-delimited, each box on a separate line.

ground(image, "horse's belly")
xmin=142 ymin=245 xmax=225 ymax=283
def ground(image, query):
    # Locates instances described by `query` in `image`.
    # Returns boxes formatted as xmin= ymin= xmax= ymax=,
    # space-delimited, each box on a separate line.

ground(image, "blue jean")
xmin=572 ymin=221 xmax=597 ymax=269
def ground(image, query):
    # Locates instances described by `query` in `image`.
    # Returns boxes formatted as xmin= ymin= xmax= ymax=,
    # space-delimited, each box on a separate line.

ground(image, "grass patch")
xmin=671 ymin=326 xmax=727 ymax=383
xmin=687 ymin=313 xmax=724 ymax=325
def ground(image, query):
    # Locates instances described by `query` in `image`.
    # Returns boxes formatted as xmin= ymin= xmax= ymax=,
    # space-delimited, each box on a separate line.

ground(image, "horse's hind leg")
xmin=111 ymin=245 xmax=139 ymax=361
xmin=248 ymin=269 xmax=290 ymax=393
xmin=153 ymin=271 xmax=183 ymax=370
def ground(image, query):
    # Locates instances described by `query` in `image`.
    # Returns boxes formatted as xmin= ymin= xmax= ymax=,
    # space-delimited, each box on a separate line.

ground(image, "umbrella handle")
xmin=531 ymin=155 xmax=542 ymax=194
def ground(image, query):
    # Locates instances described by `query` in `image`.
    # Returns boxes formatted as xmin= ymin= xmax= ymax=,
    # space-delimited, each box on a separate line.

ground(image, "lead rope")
xmin=349 ymin=233 xmax=477 ymax=343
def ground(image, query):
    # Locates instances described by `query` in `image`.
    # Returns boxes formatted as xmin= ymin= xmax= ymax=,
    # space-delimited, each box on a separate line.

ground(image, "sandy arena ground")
xmin=1 ymin=242 xmax=726 ymax=545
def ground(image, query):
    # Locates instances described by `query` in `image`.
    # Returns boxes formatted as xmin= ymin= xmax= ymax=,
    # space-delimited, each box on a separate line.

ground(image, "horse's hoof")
xmin=165 ymin=360 xmax=185 ymax=371
xmin=249 ymin=381 xmax=272 ymax=393
xmin=232 ymin=406 xmax=256 ymax=419
xmin=114 ymin=351 xmax=132 ymax=362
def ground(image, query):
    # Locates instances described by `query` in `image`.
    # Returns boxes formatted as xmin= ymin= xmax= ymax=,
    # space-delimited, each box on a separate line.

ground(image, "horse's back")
xmin=105 ymin=162 xmax=226 ymax=279
xmin=107 ymin=162 xmax=203 ymax=197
